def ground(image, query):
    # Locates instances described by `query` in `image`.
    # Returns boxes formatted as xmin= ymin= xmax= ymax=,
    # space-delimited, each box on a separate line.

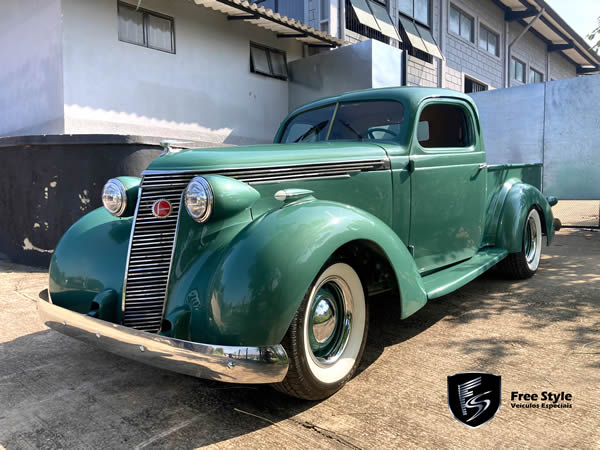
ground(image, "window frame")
xmin=117 ymin=1 xmax=176 ymax=54
xmin=414 ymin=99 xmax=478 ymax=154
xmin=511 ymin=56 xmax=526 ymax=84
xmin=250 ymin=42 xmax=289 ymax=81
xmin=529 ymin=67 xmax=544 ymax=84
xmin=449 ymin=4 xmax=474 ymax=44
xmin=398 ymin=0 xmax=432 ymax=29
xmin=478 ymin=23 xmax=500 ymax=57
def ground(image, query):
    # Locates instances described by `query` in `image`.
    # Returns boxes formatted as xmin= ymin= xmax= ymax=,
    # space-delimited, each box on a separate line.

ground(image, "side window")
xmin=417 ymin=103 xmax=472 ymax=149
xmin=279 ymin=105 xmax=335 ymax=143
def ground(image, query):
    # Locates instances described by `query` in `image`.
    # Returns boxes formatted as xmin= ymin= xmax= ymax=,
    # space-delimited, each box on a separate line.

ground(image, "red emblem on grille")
xmin=152 ymin=200 xmax=172 ymax=218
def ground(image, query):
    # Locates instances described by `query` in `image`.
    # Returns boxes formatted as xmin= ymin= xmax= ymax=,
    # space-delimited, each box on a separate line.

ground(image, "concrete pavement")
xmin=1 ymin=230 xmax=599 ymax=448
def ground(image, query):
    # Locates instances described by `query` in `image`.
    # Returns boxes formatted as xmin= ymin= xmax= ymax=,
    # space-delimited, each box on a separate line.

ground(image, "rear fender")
xmin=495 ymin=182 xmax=555 ymax=253
xmin=205 ymin=200 xmax=427 ymax=346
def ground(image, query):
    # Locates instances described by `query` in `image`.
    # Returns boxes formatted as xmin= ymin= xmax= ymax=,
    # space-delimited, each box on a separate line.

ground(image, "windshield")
xmin=279 ymin=101 xmax=405 ymax=144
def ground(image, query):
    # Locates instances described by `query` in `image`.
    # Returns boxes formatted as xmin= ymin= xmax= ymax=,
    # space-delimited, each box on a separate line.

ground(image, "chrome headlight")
xmin=184 ymin=177 xmax=213 ymax=222
xmin=102 ymin=178 xmax=127 ymax=216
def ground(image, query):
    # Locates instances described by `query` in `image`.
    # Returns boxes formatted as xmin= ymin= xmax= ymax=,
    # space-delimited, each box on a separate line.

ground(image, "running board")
xmin=423 ymin=248 xmax=508 ymax=299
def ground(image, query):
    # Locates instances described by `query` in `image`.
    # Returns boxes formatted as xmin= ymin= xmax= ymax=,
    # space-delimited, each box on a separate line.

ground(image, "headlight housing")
xmin=184 ymin=177 xmax=213 ymax=222
xmin=102 ymin=178 xmax=127 ymax=216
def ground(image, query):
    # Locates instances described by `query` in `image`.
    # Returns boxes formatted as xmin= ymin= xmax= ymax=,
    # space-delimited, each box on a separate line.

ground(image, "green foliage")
xmin=588 ymin=17 xmax=600 ymax=53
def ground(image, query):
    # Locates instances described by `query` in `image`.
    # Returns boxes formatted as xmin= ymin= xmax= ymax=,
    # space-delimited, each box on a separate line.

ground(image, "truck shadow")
xmin=1 ymin=233 xmax=598 ymax=447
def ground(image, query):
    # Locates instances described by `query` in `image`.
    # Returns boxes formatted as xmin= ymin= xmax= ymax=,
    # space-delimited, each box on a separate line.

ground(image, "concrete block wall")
xmin=444 ymin=0 xmax=505 ymax=90
xmin=549 ymin=48 xmax=578 ymax=81
xmin=510 ymin=21 xmax=548 ymax=86
xmin=398 ymin=0 xmax=441 ymax=87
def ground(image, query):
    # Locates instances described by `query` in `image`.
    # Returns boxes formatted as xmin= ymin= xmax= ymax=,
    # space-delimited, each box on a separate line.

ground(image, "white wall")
xmin=0 ymin=0 xmax=64 ymax=137
xmin=61 ymin=0 xmax=304 ymax=144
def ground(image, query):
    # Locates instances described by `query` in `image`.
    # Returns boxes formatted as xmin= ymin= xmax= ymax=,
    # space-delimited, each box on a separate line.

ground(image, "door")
xmin=408 ymin=99 xmax=487 ymax=273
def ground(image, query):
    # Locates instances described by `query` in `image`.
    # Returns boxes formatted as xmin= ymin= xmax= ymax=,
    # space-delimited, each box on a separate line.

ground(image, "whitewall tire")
xmin=274 ymin=261 xmax=368 ymax=400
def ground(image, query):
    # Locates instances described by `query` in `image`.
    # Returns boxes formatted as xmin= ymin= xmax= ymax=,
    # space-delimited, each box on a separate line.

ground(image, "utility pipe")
xmin=507 ymin=7 xmax=545 ymax=88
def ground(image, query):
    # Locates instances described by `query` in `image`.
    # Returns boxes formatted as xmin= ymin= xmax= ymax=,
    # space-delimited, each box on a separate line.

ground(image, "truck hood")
xmin=145 ymin=142 xmax=389 ymax=172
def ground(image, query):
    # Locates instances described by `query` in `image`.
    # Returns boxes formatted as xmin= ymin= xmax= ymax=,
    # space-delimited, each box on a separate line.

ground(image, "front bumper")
xmin=38 ymin=290 xmax=288 ymax=384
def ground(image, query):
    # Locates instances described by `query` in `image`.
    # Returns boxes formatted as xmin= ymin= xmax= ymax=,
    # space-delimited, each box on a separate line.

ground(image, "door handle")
xmin=478 ymin=163 xmax=489 ymax=170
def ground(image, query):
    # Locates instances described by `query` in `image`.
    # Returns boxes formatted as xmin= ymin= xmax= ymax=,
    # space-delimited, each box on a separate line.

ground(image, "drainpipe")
xmin=339 ymin=0 xmax=345 ymax=41
xmin=506 ymin=7 xmax=545 ymax=88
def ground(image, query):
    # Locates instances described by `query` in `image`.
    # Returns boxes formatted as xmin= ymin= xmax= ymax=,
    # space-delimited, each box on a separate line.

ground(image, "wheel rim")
xmin=525 ymin=214 xmax=538 ymax=265
xmin=307 ymin=275 xmax=352 ymax=368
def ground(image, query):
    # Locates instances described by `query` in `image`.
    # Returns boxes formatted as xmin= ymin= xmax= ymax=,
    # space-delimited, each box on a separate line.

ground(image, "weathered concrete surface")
xmin=1 ymin=230 xmax=599 ymax=448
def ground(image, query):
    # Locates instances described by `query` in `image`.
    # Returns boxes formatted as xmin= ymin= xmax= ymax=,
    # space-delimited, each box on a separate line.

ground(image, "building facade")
xmin=307 ymin=0 xmax=599 ymax=92
xmin=1 ymin=0 xmax=598 ymax=143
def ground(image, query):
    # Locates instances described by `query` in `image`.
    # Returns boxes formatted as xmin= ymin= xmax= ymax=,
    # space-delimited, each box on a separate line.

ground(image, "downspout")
xmin=506 ymin=7 xmax=545 ymax=88
xmin=339 ymin=0 xmax=345 ymax=41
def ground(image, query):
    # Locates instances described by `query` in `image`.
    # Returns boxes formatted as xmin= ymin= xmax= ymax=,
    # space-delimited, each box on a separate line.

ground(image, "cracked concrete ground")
xmin=1 ymin=229 xmax=599 ymax=448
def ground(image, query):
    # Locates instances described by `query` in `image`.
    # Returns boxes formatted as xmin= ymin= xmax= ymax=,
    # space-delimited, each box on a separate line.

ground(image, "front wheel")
xmin=273 ymin=261 xmax=368 ymax=400
xmin=498 ymin=208 xmax=543 ymax=279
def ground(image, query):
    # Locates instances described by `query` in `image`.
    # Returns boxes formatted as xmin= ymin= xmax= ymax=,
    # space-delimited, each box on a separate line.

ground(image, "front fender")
xmin=495 ymin=183 xmax=555 ymax=253
xmin=49 ymin=207 xmax=132 ymax=318
xmin=205 ymin=200 xmax=427 ymax=347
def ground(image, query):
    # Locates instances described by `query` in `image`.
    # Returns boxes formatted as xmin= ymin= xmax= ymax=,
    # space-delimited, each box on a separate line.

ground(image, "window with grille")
xmin=464 ymin=77 xmax=488 ymax=93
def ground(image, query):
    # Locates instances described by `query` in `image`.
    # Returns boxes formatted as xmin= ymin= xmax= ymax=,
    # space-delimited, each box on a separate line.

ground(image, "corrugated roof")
xmin=192 ymin=0 xmax=345 ymax=47
xmin=496 ymin=0 xmax=600 ymax=72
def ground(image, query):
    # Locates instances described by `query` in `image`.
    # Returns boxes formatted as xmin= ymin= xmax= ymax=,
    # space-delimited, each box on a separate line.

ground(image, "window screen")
xmin=418 ymin=104 xmax=472 ymax=149
xmin=279 ymin=105 xmax=336 ymax=143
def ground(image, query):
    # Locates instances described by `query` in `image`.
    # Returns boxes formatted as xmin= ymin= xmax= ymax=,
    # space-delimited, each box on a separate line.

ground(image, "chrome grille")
xmin=122 ymin=158 xmax=388 ymax=332
xmin=122 ymin=176 xmax=185 ymax=332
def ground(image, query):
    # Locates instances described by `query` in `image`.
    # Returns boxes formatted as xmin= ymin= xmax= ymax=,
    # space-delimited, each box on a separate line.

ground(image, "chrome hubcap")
xmin=307 ymin=276 xmax=353 ymax=367
xmin=525 ymin=215 xmax=538 ymax=265
xmin=312 ymin=297 xmax=337 ymax=344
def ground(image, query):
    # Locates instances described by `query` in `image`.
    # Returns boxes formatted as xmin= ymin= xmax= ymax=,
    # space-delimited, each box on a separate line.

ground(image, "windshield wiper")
xmin=339 ymin=120 xmax=363 ymax=141
xmin=295 ymin=121 xmax=329 ymax=143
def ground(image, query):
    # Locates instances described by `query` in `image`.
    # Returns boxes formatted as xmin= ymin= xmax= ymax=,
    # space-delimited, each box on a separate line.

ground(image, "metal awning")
xmin=495 ymin=0 xmax=600 ymax=73
xmin=398 ymin=15 xmax=443 ymax=60
xmin=192 ymin=0 xmax=345 ymax=47
xmin=349 ymin=0 xmax=401 ymax=42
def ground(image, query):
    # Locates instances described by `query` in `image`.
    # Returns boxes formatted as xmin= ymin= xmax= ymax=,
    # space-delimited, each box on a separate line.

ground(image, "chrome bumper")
xmin=38 ymin=290 xmax=288 ymax=384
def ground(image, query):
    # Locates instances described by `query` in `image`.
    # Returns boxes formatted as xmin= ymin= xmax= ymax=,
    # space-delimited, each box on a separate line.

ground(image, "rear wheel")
xmin=273 ymin=261 xmax=368 ymax=400
xmin=498 ymin=208 xmax=543 ymax=279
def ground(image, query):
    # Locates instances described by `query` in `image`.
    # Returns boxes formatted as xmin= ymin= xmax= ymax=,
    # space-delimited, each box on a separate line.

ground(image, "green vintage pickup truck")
xmin=39 ymin=87 xmax=557 ymax=400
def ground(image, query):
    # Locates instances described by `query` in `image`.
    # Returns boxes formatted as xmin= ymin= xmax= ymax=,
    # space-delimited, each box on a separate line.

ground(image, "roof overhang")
xmin=494 ymin=0 xmax=600 ymax=74
xmin=192 ymin=0 xmax=345 ymax=47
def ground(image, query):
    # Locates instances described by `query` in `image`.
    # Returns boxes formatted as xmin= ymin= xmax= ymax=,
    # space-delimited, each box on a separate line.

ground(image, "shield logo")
xmin=447 ymin=372 xmax=501 ymax=428
xmin=152 ymin=200 xmax=172 ymax=219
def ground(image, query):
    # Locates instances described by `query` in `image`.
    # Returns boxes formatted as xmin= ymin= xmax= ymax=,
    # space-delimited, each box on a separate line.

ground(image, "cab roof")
xmin=289 ymin=86 xmax=477 ymax=118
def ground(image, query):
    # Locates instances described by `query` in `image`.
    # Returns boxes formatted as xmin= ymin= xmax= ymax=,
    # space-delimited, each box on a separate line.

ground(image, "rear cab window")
xmin=279 ymin=101 xmax=405 ymax=144
xmin=416 ymin=103 xmax=474 ymax=150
